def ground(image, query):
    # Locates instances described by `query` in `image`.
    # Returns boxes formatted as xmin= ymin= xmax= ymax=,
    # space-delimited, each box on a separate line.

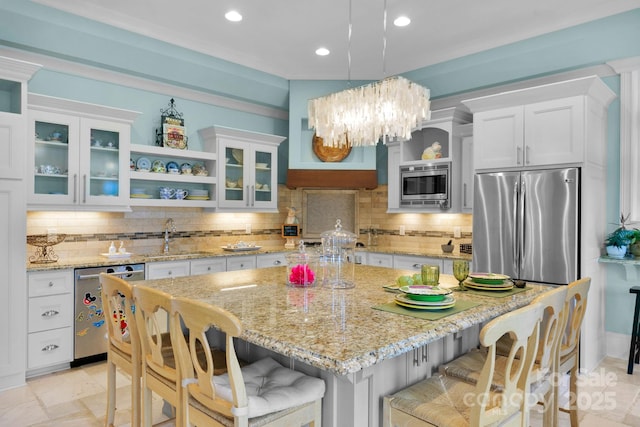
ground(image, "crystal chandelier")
xmin=307 ymin=0 xmax=431 ymax=148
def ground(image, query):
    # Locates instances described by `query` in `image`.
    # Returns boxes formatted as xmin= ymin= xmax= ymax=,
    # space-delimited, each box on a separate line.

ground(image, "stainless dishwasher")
xmin=73 ymin=263 xmax=145 ymax=365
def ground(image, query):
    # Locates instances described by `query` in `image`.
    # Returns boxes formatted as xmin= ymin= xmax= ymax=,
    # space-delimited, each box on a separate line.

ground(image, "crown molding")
xmin=0 ymin=47 xmax=288 ymax=121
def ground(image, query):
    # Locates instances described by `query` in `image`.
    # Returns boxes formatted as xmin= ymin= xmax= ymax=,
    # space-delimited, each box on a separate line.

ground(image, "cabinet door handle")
xmin=73 ymin=174 xmax=78 ymax=203
xmin=273 ymin=260 xmax=281 ymax=265
xmin=251 ymin=185 xmax=255 ymax=206
xmin=42 ymin=344 xmax=59 ymax=352
xmin=245 ymin=185 xmax=250 ymax=207
xmin=525 ymin=145 xmax=530 ymax=165
xmin=82 ymin=174 xmax=87 ymax=204
xmin=517 ymin=147 xmax=522 ymax=165
xmin=41 ymin=309 xmax=60 ymax=318
xmin=463 ymin=183 xmax=468 ymax=208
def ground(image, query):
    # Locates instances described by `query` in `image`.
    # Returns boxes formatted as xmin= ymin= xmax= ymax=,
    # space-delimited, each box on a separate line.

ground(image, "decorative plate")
xmin=180 ymin=162 xmax=192 ymax=174
xmin=468 ymin=273 xmax=510 ymax=284
xmin=394 ymin=297 xmax=456 ymax=310
xmin=136 ymin=157 xmax=151 ymax=171
xmin=463 ymin=278 xmax=514 ymax=291
xmin=312 ymin=133 xmax=352 ymax=162
xmin=166 ymin=161 xmax=180 ymax=174
xmin=399 ymin=285 xmax=452 ymax=301
xmin=151 ymin=160 xmax=166 ymax=173
xmin=231 ymin=149 xmax=243 ymax=164
xmin=395 ymin=293 xmax=456 ymax=307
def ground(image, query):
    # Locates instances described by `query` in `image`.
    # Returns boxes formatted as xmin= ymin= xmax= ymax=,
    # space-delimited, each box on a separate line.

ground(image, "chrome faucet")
xmin=163 ymin=218 xmax=176 ymax=254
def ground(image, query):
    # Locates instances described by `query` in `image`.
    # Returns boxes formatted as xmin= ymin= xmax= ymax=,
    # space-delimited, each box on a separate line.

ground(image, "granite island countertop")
xmin=134 ymin=265 xmax=549 ymax=376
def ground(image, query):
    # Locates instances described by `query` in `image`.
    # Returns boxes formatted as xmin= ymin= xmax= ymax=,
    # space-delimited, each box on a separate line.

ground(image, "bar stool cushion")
xmin=211 ymin=357 xmax=326 ymax=418
xmin=439 ymin=348 xmax=548 ymax=392
xmin=388 ymin=374 xmax=502 ymax=427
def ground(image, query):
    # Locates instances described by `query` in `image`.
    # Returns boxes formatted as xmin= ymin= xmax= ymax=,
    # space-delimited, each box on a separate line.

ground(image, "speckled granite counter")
xmin=362 ymin=246 xmax=472 ymax=261
xmin=26 ymin=246 xmax=471 ymax=271
xmin=135 ymin=265 xmax=547 ymax=376
xmin=26 ymin=247 xmax=292 ymax=271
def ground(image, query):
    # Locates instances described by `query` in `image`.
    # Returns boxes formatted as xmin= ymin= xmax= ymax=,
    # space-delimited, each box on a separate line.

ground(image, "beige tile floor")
xmin=0 ymin=356 xmax=638 ymax=426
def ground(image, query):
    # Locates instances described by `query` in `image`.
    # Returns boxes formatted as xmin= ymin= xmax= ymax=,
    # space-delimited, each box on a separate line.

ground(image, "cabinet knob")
xmin=42 ymin=344 xmax=59 ymax=352
xmin=168 ymin=270 xmax=172 ymax=275
xmin=274 ymin=260 xmax=281 ymax=265
xmin=240 ymin=263 xmax=244 ymax=268
xmin=207 ymin=266 xmax=211 ymax=271
xmin=48 ymin=281 xmax=54 ymax=287
xmin=412 ymin=263 xmax=421 ymax=269
xmin=41 ymin=309 xmax=59 ymax=318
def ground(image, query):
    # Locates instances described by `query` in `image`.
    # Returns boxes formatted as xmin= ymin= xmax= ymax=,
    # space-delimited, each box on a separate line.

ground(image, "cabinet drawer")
xmin=256 ymin=253 xmax=286 ymax=268
xmin=226 ymin=255 xmax=256 ymax=271
xmin=191 ymin=258 xmax=226 ymax=276
xmin=28 ymin=327 xmax=73 ymax=369
xmin=29 ymin=294 xmax=73 ymax=333
xmin=28 ymin=269 xmax=73 ymax=297
xmin=367 ymin=253 xmax=393 ymax=268
xmin=393 ymin=255 xmax=443 ymax=271
xmin=146 ymin=260 xmax=190 ymax=279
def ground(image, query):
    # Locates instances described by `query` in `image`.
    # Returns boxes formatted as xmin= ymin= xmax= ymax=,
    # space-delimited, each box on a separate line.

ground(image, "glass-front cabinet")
xmin=27 ymin=94 xmax=139 ymax=210
xmin=210 ymin=126 xmax=285 ymax=212
xmin=221 ymin=142 xmax=276 ymax=210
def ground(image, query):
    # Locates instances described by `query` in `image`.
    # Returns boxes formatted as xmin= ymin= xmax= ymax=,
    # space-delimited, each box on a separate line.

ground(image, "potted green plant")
xmin=630 ymin=228 xmax=640 ymax=257
xmin=605 ymin=213 xmax=635 ymax=258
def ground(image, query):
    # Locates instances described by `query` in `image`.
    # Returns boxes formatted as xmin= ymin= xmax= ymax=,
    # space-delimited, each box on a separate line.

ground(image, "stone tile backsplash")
xmin=26 ymin=185 xmax=472 ymax=260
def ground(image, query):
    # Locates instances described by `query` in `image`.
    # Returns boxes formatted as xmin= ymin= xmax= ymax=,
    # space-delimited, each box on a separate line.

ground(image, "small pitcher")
xmin=174 ymin=189 xmax=189 ymax=200
xmin=159 ymin=187 xmax=175 ymax=199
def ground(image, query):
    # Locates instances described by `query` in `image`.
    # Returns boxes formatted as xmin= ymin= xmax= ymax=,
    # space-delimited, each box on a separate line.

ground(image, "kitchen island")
xmin=133 ymin=265 xmax=550 ymax=427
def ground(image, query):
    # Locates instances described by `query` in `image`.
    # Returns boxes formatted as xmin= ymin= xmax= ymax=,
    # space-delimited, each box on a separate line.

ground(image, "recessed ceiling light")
xmin=225 ymin=10 xmax=243 ymax=22
xmin=394 ymin=16 xmax=411 ymax=27
xmin=315 ymin=47 xmax=330 ymax=56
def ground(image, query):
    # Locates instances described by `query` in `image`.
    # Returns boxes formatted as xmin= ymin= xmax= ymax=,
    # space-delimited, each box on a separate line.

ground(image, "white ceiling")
xmin=33 ymin=0 xmax=640 ymax=80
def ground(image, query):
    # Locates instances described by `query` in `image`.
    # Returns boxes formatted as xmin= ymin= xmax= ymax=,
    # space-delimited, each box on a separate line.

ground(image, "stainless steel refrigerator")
xmin=472 ymin=167 xmax=579 ymax=285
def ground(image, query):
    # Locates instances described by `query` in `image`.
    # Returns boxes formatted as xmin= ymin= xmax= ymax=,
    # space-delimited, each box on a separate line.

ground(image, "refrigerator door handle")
xmin=513 ymin=180 xmax=520 ymax=270
xmin=518 ymin=178 xmax=526 ymax=275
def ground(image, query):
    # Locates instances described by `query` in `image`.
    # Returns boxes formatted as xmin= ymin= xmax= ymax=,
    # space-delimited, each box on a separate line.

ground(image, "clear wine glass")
xmin=453 ymin=260 xmax=470 ymax=290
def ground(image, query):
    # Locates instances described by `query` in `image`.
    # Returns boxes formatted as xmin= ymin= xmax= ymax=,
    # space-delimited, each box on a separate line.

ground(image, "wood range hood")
xmin=286 ymin=169 xmax=377 ymax=190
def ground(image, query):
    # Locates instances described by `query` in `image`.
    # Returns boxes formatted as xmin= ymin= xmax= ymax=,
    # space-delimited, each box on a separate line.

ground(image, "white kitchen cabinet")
xmin=129 ymin=141 xmax=217 ymax=207
xmin=0 ymin=56 xmax=39 ymax=391
xmin=367 ymin=252 xmax=393 ymax=268
xmin=459 ymin=123 xmax=474 ymax=213
xmin=27 ymin=94 xmax=139 ymax=211
xmin=27 ymin=269 xmax=74 ymax=374
xmin=226 ymin=255 xmax=257 ymax=271
xmin=190 ymin=257 xmax=227 ymax=276
xmin=256 ymin=253 xmax=287 ymax=268
xmin=393 ymin=255 xmax=443 ymax=272
xmin=146 ymin=260 xmax=190 ymax=279
xmin=466 ymin=81 xmax=595 ymax=171
xmin=211 ymin=126 xmax=285 ymax=212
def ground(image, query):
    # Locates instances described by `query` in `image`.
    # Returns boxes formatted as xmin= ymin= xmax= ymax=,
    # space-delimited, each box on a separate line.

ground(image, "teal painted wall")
xmin=1 ymin=0 xmax=639 ymax=335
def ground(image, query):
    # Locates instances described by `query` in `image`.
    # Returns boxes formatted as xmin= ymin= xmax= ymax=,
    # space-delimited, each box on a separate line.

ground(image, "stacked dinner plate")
xmin=463 ymin=273 xmax=513 ymax=290
xmin=186 ymin=189 xmax=209 ymax=200
xmin=394 ymin=285 xmax=455 ymax=310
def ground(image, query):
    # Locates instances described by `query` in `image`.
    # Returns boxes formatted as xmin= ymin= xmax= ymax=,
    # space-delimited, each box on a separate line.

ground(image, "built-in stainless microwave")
xmin=400 ymin=162 xmax=450 ymax=209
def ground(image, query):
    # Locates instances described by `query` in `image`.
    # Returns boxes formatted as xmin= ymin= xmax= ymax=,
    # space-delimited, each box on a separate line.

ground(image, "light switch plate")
xmin=245 ymin=223 xmax=252 ymax=234
xmin=453 ymin=226 xmax=461 ymax=238
xmin=399 ymin=225 xmax=405 ymax=236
